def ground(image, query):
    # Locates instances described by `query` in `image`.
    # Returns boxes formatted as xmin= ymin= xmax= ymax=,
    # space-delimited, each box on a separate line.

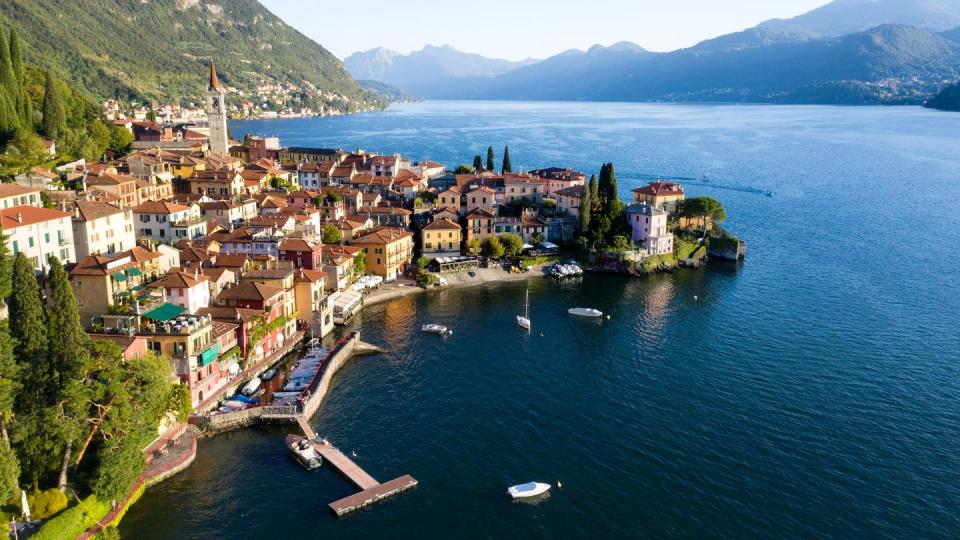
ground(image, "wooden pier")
xmin=328 ymin=475 xmax=418 ymax=516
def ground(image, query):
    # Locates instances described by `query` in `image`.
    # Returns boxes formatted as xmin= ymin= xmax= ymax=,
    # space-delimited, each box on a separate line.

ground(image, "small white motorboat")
xmin=285 ymin=434 xmax=322 ymax=470
xmin=422 ymin=324 xmax=452 ymax=336
xmin=241 ymin=377 xmax=262 ymax=396
xmin=568 ymin=307 xmax=603 ymax=318
xmin=283 ymin=380 xmax=311 ymax=392
xmin=261 ymin=368 xmax=278 ymax=381
xmin=507 ymin=481 xmax=551 ymax=499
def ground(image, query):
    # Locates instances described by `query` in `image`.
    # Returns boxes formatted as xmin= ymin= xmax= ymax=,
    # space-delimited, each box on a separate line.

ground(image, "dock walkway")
xmin=312 ymin=442 xmax=379 ymax=490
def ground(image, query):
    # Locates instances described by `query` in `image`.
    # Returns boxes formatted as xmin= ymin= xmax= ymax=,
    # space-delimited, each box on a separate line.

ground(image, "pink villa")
xmin=625 ymin=204 xmax=674 ymax=255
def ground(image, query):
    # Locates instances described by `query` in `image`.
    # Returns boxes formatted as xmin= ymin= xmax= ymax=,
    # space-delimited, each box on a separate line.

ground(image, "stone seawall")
xmin=302 ymin=333 xmax=359 ymax=420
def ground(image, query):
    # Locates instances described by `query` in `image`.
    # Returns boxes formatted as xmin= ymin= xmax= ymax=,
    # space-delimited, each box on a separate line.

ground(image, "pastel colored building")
xmin=631 ymin=181 xmax=685 ymax=214
xmin=0 ymin=206 xmax=76 ymax=271
xmin=625 ymin=204 xmax=674 ymax=255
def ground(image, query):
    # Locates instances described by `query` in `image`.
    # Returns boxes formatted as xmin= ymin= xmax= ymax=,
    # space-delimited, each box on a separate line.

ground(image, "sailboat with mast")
xmin=516 ymin=288 xmax=531 ymax=331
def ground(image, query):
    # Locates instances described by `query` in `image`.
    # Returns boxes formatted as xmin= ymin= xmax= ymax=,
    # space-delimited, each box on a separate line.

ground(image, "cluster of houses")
xmin=0 ymin=64 xmax=686 ymax=413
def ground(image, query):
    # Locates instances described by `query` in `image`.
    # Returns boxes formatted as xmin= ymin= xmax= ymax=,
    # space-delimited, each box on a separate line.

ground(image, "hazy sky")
xmin=261 ymin=0 xmax=831 ymax=60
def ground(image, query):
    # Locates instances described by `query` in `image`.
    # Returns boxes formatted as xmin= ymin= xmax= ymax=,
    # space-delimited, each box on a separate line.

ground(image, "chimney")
xmin=15 ymin=213 xmax=22 ymax=223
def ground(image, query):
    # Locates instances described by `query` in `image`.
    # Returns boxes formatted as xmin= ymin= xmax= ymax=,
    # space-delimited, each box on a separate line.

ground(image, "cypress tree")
xmin=588 ymin=173 xmax=599 ymax=212
xmin=0 ymin=31 xmax=14 ymax=96
xmin=9 ymin=30 xmax=31 ymax=129
xmin=45 ymin=257 xmax=91 ymax=492
xmin=41 ymin=70 xmax=66 ymax=139
xmin=472 ymin=155 xmax=483 ymax=172
xmin=486 ymin=146 xmax=495 ymax=171
xmin=577 ymin=181 xmax=592 ymax=235
xmin=8 ymin=30 xmax=23 ymax=82
xmin=0 ymin=87 xmax=17 ymax=142
xmin=0 ymin=231 xmax=11 ymax=304
xmin=501 ymin=145 xmax=512 ymax=174
xmin=600 ymin=162 xmax=622 ymax=222
xmin=0 ymin=321 xmax=18 ymax=445
xmin=9 ymin=253 xmax=47 ymax=406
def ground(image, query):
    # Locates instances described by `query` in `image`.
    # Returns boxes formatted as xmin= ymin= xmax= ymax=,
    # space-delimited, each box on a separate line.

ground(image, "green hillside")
xmin=925 ymin=80 xmax=960 ymax=111
xmin=0 ymin=0 xmax=381 ymax=112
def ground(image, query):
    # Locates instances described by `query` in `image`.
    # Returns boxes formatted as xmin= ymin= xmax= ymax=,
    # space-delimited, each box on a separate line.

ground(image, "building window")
xmin=28 ymin=237 xmax=34 ymax=248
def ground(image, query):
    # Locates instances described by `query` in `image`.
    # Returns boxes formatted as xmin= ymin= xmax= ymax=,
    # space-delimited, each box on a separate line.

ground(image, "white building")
xmin=0 ymin=206 xmax=76 ymax=271
xmin=133 ymin=200 xmax=206 ymax=244
xmin=158 ymin=270 xmax=210 ymax=315
xmin=72 ymin=200 xmax=136 ymax=258
xmin=625 ymin=204 xmax=674 ymax=255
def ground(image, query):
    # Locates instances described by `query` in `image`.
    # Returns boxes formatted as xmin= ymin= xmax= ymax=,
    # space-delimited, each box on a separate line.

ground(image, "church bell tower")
xmin=205 ymin=62 xmax=229 ymax=155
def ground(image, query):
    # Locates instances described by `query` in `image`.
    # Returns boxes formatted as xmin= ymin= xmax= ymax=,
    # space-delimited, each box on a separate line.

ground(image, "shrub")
xmin=28 ymin=488 xmax=68 ymax=520
xmin=32 ymin=496 xmax=110 ymax=540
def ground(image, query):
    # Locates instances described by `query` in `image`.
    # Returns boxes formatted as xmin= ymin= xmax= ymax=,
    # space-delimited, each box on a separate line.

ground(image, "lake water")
xmin=121 ymin=102 xmax=960 ymax=538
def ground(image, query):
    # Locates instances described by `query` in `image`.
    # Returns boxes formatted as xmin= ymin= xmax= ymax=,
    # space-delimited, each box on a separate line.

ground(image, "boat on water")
xmin=241 ymin=377 xmax=262 ymax=396
xmin=261 ymin=368 xmax=278 ymax=381
xmin=285 ymin=434 xmax=322 ymax=470
xmin=507 ymin=482 xmax=551 ymax=499
xmin=568 ymin=307 xmax=603 ymax=318
xmin=517 ymin=289 xmax=531 ymax=331
xmin=283 ymin=380 xmax=311 ymax=392
xmin=422 ymin=324 xmax=452 ymax=336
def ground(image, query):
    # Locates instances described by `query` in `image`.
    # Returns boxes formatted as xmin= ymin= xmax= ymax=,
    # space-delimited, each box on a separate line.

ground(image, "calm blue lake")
xmin=121 ymin=101 xmax=960 ymax=538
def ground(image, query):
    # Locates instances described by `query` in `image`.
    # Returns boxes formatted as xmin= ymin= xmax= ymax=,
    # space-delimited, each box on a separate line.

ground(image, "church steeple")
xmin=208 ymin=62 xmax=222 ymax=92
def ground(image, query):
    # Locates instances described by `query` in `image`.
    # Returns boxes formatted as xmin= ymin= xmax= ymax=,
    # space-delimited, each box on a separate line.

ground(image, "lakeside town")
xmin=0 ymin=61 xmax=740 ymax=538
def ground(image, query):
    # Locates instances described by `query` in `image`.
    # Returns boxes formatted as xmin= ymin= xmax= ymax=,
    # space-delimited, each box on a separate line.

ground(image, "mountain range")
xmin=344 ymin=45 xmax=538 ymax=97
xmin=0 ymin=0 xmax=379 ymax=112
xmin=346 ymin=0 xmax=960 ymax=105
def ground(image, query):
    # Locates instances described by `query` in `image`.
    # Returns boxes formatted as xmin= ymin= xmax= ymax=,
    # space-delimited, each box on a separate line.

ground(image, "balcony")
xmin=172 ymin=216 xmax=206 ymax=228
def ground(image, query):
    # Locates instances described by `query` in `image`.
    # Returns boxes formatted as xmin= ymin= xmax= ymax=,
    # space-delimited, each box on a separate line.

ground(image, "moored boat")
xmin=568 ymin=307 xmax=603 ymax=318
xmin=517 ymin=289 xmax=532 ymax=331
xmin=261 ymin=368 xmax=278 ymax=381
xmin=422 ymin=324 xmax=452 ymax=336
xmin=241 ymin=377 xmax=262 ymax=396
xmin=507 ymin=481 xmax=551 ymax=499
xmin=285 ymin=434 xmax=322 ymax=470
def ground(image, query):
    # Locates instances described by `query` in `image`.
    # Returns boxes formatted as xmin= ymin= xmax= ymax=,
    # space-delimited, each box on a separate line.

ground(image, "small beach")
xmin=362 ymin=264 xmax=551 ymax=307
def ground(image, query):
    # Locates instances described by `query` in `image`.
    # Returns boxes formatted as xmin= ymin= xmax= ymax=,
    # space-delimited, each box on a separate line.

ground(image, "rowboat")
xmin=507 ymin=481 xmax=551 ymax=499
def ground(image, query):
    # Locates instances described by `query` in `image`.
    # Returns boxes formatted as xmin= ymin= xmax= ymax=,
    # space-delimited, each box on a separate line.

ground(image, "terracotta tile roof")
xmin=554 ymin=185 xmax=585 ymax=197
xmin=210 ymin=321 xmax=238 ymax=339
xmin=294 ymin=268 xmax=325 ymax=283
xmin=213 ymin=253 xmax=249 ymax=268
xmin=159 ymin=269 xmax=209 ymax=289
xmin=423 ymin=218 xmax=461 ymax=231
xmin=0 ymin=206 xmax=72 ymax=229
xmin=199 ymin=306 xmax=262 ymax=323
xmin=366 ymin=206 xmax=412 ymax=215
xmin=466 ymin=207 xmax=496 ymax=219
xmin=632 ymin=181 xmax=685 ymax=196
xmin=86 ymin=172 xmax=137 ymax=186
xmin=278 ymin=238 xmax=319 ymax=252
xmin=350 ymin=227 xmax=412 ymax=245
xmin=73 ymin=200 xmax=125 ymax=221
xmin=0 ymin=184 xmax=41 ymax=198
xmin=133 ymin=200 xmax=190 ymax=214
xmin=217 ymin=281 xmax=283 ymax=302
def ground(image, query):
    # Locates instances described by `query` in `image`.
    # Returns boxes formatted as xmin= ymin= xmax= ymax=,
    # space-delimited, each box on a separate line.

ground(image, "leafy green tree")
xmin=416 ymin=256 xmax=430 ymax=270
xmin=681 ymin=196 xmax=726 ymax=237
xmin=598 ymin=163 xmax=623 ymax=224
xmin=40 ymin=70 xmax=66 ymax=140
xmin=0 ymin=130 xmax=50 ymax=173
xmin=353 ymin=251 xmax=366 ymax=276
xmin=472 ymin=155 xmax=483 ymax=172
xmin=610 ymin=235 xmax=632 ymax=252
xmin=93 ymin=437 xmax=143 ymax=501
xmin=8 ymin=30 xmax=23 ymax=83
xmin=146 ymin=109 xmax=157 ymax=123
xmin=501 ymin=146 xmax=512 ymax=174
xmin=481 ymin=236 xmax=504 ymax=259
xmin=0 ymin=230 xmax=12 ymax=299
xmin=486 ymin=146 xmax=495 ymax=171
xmin=108 ymin=124 xmax=133 ymax=153
xmin=0 ymin=89 xmax=19 ymax=143
xmin=530 ymin=232 xmax=545 ymax=245
xmin=321 ymin=224 xmax=341 ymax=244
xmin=499 ymin=233 xmax=523 ymax=257
xmin=468 ymin=238 xmax=480 ymax=255
xmin=453 ymin=164 xmax=473 ymax=174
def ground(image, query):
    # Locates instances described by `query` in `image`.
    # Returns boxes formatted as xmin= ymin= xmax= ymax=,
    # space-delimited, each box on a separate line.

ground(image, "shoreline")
xmin=362 ymin=265 xmax=551 ymax=308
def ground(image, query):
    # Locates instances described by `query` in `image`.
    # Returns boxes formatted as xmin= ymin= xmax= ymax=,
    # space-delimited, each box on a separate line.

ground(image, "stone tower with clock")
xmin=205 ymin=62 xmax=229 ymax=155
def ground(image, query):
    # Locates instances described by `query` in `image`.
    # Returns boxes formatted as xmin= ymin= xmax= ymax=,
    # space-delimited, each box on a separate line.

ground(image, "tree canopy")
xmin=501 ymin=146 xmax=512 ymax=174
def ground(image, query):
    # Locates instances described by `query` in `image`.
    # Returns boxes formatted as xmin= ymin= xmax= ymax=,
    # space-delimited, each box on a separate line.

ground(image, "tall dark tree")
xmin=9 ymin=253 xmax=47 ymax=403
xmin=501 ymin=146 xmax=512 ymax=174
xmin=472 ymin=155 xmax=483 ymax=172
xmin=0 ymin=231 xmax=12 ymax=299
xmin=0 ymin=321 xmax=18 ymax=445
xmin=46 ymin=258 xmax=91 ymax=492
xmin=40 ymin=70 xmax=66 ymax=140
xmin=8 ymin=29 xmax=30 ymax=128
xmin=0 ymin=31 xmax=15 ymax=96
xmin=8 ymin=30 xmax=23 ymax=82
xmin=486 ymin=146 xmax=495 ymax=171
xmin=597 ymin=162 xmax=623 ymax=224
xmin=577 ymin=182 xmax=592 ymax=235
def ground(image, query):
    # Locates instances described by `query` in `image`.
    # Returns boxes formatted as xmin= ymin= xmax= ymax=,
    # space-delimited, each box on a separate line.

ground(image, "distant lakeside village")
xmin=0 ymin=62 xmax=741 ymax=536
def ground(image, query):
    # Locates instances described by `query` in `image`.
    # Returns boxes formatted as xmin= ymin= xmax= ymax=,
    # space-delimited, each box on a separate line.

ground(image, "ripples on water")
xmin=121 ymin=102 xmax=960 ymax=539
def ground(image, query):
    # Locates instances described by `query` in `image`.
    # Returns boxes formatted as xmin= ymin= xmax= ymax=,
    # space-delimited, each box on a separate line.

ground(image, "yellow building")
xmin=631 ymin=181 xmax=685 ymax=214
xmin=293 ymin=269 xmax=335 ymax=337
xmin=69 ymin=246 xmax=164 ymax=326
xmin=349 ymin=227 xmax=413 ymax=281
xmin=421 ymin=218 xmax=462 ymax=257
